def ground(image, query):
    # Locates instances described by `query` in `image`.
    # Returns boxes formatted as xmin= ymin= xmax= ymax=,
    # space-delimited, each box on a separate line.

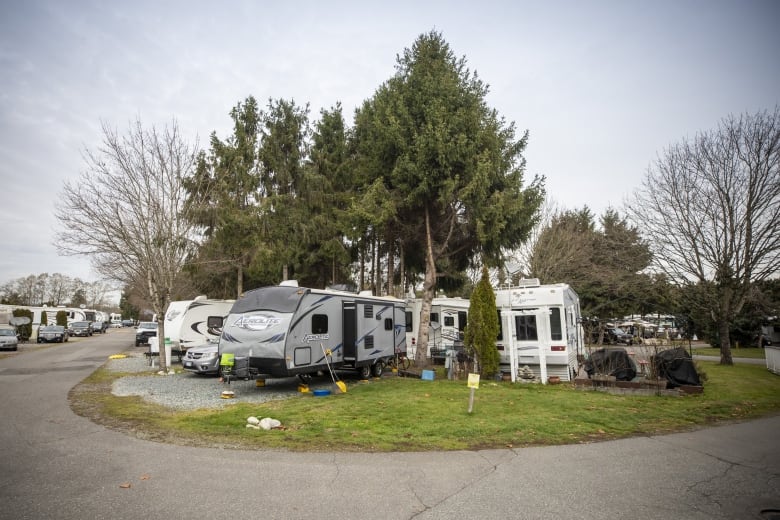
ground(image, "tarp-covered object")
xmin=652 ymin=347 xmax=701 ymax=388
xmin=585 ymin=348 xmax=637 ymax=381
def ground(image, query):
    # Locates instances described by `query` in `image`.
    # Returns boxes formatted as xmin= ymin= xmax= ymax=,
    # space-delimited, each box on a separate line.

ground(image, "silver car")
xmin=0 ymin=327 xmax=18 ymax=351
xmin=182 ymin=343 xmax=220 ymax=375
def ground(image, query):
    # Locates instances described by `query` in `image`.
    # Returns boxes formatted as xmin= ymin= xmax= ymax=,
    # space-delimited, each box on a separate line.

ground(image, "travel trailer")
xmin=219 ymin=282 xmax=407 ymax=381
xmin=177 ymin=297 xmax=235 ymax=351
xmin=494 ymin=279 xmax=584 ymax=383
xmin=162 ymin=299 xmax=195 ymax=351
xmin=404 ymin=296 xmax=470 ymax=359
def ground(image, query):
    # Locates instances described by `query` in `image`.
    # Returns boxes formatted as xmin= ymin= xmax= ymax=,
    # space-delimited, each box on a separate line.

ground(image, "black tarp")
xmin=584 ymin=348 xmax=637 ymax=381
xmin=652 ymin=347 xmax=701 ymax=388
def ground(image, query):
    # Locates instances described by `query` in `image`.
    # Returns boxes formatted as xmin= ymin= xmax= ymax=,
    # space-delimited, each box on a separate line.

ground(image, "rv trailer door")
xmin=342 ymin=302 xmax=357 ymax=361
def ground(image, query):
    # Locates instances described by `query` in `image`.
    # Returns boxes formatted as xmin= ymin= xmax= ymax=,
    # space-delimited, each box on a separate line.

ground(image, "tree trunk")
xmin=387 ymin=235 xmax=395 ymax=298
xmin=373 ymin=234 xmax=380 ymax=295
xmin=718 ymin=317 xmax=733 ymax=365
xmin=146 ymin=274 xmax=168 ymax=372
xmin=236 ymin=263 xmax=243 ymax=298
xmin=416 ymin=206 xmax=436 ymax=367
xmin=359 ymin=242 xmax=366 ymax=290
xmin=399 ymin=242 xmax=405 ymax=298
xmin=157 ymin=312 xmax=167 ymax=372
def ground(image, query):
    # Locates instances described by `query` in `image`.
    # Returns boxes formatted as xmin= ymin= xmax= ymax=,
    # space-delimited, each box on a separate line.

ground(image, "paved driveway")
xmin=0 ymin=330 xmax=777 ymax=520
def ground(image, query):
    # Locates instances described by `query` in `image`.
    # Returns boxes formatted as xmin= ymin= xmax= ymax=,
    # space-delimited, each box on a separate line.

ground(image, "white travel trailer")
xmin=39 ymin=307 xmax=86 ymax=327
xmin=495 ymin=279 xmax=584 ymax=383
xmin=219 ymin=283 xmax=407 ymax=381
xmin=161 ymin=297 xmax=234 ymax=353
xmin=177 ymin=297 xmax=235 ymax=351
xmin=404 ymin=296 xmax=470 ymax=359
xmin=162 ymin=299 xmax=195 ymax=351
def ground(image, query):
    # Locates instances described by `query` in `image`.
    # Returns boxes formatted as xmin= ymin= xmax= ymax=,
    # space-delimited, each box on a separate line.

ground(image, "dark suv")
xmin=135 ymin=322 xmax=158 ymax=346
xmin=91 ymin=321 xmax=108 ymax=334
xmin=70 ymin=321 xmax=93 ymax=337
xmin=605 ymin=327 xmax=633 ymax=345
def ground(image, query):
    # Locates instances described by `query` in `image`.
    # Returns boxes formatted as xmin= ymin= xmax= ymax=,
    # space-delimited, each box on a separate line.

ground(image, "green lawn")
xmin=694 ymin=347 xmax=766 ymax=359
xmin=70 ymin=360 xmax=780 ymax=452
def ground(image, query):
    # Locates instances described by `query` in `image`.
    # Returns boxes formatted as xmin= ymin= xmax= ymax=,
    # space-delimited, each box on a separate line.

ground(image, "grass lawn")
xmin=694 ymin=347 xmax=766 ymax=359
xmin=70 ymin=360 xmax=780 ymax=452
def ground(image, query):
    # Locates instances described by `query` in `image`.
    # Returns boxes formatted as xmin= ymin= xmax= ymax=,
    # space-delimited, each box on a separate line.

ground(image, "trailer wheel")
xmin=358 ymin=365 xmax=371 ymax=379
xmin=371 ymin=362 xmax=384 ymax=378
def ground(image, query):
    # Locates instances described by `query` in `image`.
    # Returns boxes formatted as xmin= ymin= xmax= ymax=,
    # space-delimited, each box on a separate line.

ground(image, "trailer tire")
xmin=371 ymin=362 xmax=384 ymax=378
xmin=358 ymin=365 xmax=371 ymax=379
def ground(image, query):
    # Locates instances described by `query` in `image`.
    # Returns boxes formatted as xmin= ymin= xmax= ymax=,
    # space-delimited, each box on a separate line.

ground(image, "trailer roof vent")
xmin=516 ymin=278 xmax=541 ymax=288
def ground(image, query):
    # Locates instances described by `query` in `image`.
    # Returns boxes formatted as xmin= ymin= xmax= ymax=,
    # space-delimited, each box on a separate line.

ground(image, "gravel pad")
xmin=108 ymin=353 xmax=339 ymax=410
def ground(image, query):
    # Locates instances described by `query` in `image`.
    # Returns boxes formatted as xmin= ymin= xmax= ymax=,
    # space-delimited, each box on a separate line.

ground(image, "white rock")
xmin=259 ymin=417 xmax=281 ymax=430
xmin=247 ymin=416 xmax=260 ymax=425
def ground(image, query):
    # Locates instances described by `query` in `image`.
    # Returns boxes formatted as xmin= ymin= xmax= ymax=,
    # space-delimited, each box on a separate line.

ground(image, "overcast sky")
xmin=1 ymin=0 xmax=778 ymax=289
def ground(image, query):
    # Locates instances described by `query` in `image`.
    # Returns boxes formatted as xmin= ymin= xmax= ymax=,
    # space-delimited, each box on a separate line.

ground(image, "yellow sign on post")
xmin=467 ymin=373 xmax=480 ymax=413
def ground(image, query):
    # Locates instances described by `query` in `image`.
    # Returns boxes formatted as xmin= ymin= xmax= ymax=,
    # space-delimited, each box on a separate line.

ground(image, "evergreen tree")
xmin=303 ymin=104 xmax=355 ymax=287
xmin=258 ymin=98 xmax=311 ymax=282
xmin=183 ymin=96 xmax=266 ymax=296
xmin=12 ymin=309 xmax=32 ymax=341
xmin=353 ymin=31 xmax=544 ymax=365
xmin=56 ymin=310 xmax=68 ymax=327
xmin=464 ymin=265 xmax=500 ymax=377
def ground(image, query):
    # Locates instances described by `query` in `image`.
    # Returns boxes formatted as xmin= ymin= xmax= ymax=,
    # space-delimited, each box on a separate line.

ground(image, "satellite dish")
xmin=9 ymin=316 xmax=31 ymax=326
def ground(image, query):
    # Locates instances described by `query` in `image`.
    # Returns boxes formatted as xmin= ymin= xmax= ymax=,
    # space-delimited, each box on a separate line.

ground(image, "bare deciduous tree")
xmin=626 ymin=107 xmax=780 ymax=365
xmin=527 ymin=206 xmax=596 ymax=287
xmin=55 ymin=118 xmax=209 ymax=371
xmin=506 ymin=196 xmax=561 ymax=279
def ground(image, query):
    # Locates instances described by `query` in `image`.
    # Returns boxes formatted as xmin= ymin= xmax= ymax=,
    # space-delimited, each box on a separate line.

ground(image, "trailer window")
xmin=431 ymin=312 xmax=439 ymax=323
xmin=405 ymin=311 xmax=413 ymax=332
xmin=312 ymin=314 xmax=328 ymax=334
xmin=549 ymin=308 xmax=563 ymax=341
xmin=385 ymin=318 xmax=393 ymax=331
xmin=444 ymin=316 xmax=454 ymax=327
xmin=515 ymin=315 xmax=538 ymax=341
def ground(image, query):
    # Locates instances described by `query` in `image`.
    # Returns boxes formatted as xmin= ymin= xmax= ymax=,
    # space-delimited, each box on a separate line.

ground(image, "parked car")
xmin=37 ymin=325 xmax=69 ymax=343
xmin=182 ymin=343 xmax=220 ymax=375
xmin=70 ymin=321 xmax=93 ymax=337
xmin=605 ymin=327 xmax=633 ymax=345
xmin=91 ymin=321 xmax=108 ymax=334
xmin=135 ymin=321 xmax=158 ymax=346
xmin=122 ymin=319 xmax=134 ymax=327
xmin=0 ymin=327 xmax=18 ymax=351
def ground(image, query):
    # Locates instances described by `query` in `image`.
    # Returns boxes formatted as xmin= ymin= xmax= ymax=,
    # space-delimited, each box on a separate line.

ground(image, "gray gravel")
xmin=109 ymin=352 xmax=339 ymax=410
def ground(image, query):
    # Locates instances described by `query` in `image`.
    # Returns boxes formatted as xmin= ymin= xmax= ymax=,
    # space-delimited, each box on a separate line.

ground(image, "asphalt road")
xmin=0 ymin=330 xmax=778 ymax=520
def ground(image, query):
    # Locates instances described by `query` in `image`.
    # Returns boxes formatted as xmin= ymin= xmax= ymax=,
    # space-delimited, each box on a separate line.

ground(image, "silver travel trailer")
xmin=219 ymin=283 xmax=407 ymax=380
xmin=495 ymin=279 xmax=584 ymax=383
